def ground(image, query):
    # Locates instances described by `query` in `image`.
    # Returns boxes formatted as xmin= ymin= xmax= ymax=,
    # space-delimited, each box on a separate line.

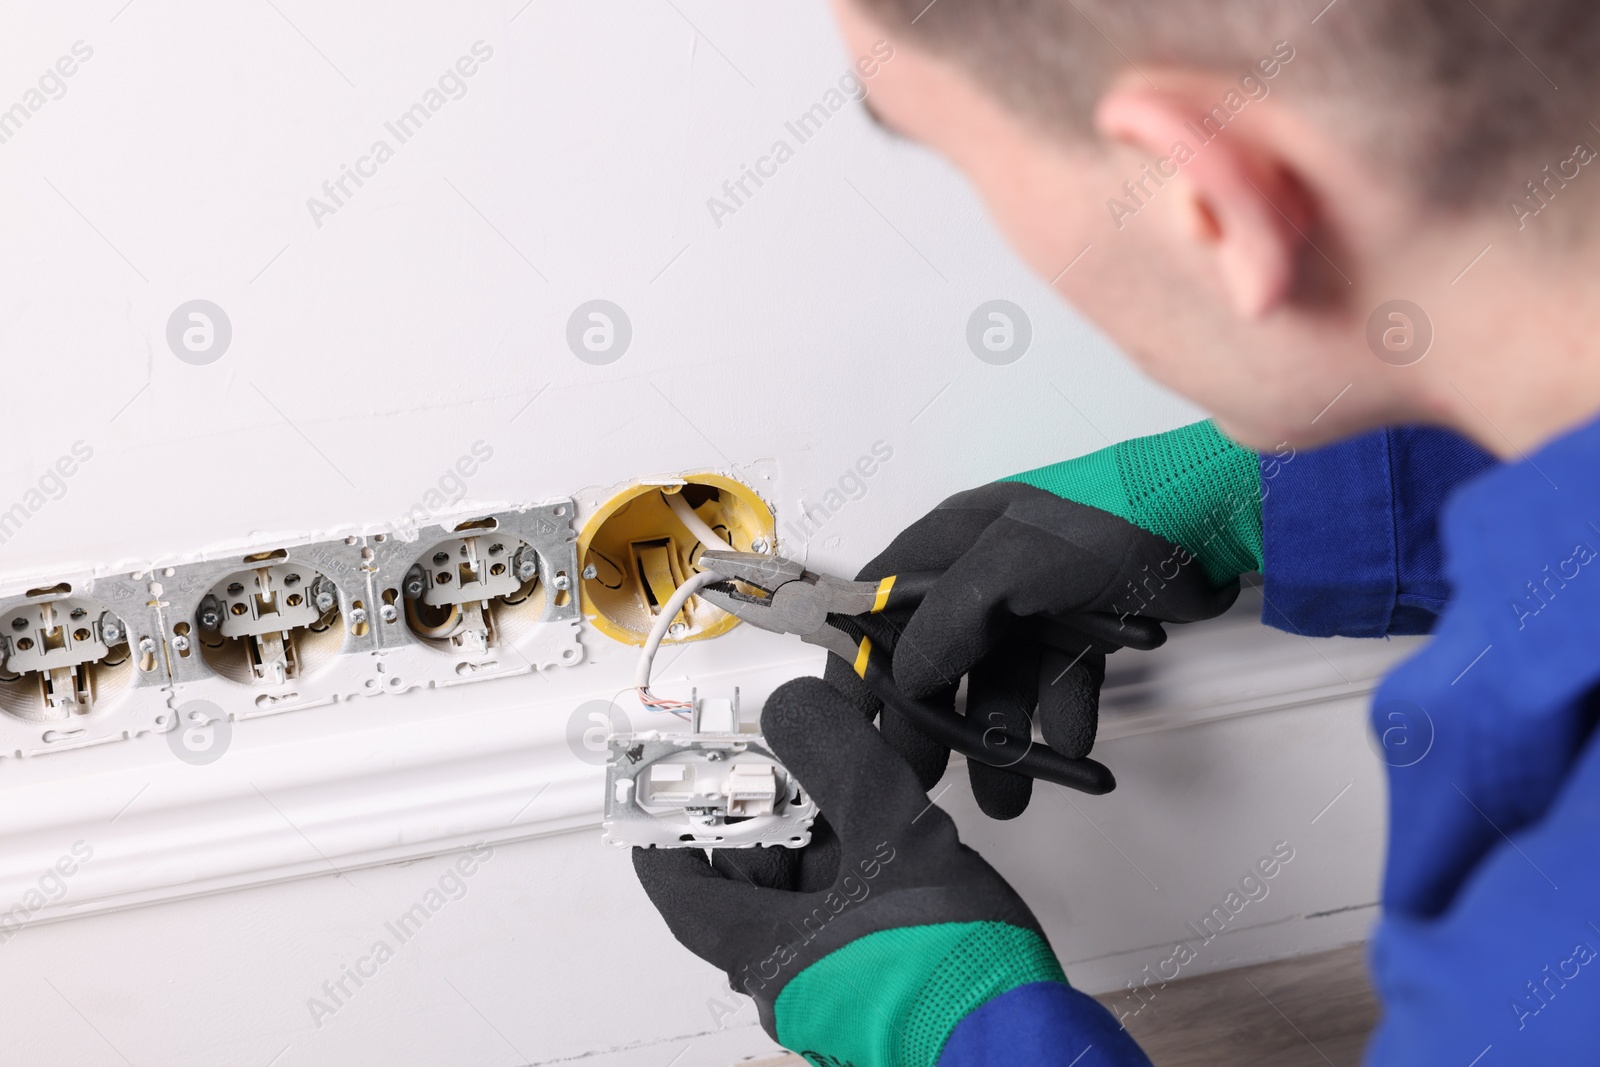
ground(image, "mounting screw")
xmin=581 ymin=564 xmax=598 ymax=580
xmin=513 ymin=547 xmax=538 ymax=582
xmin=348 ymin=607 xmax=368 ymax=626
xmin=668 ymin=622 xmax=687 ymax=637
xmin=100 ymin=615 xmax=125 ymax=645
xmin=402 ymin=565 xmax=426 ymax=600
xmin=380 ymin=604 xmax=398 ymax=623
xmin=750 ymin=538 xmax=770 ymax=553
xmin=196 ymin=595 xmax=222 ymax=632
xmin=171 ymin=635 xmax=190 ymax=652
xmin=313 ymin=585 xmax=336 ymax=612
xmin=552 ymin=573 xmax=571 ymax=591
xmin=138 ymin=637 xmax=155 ymax=653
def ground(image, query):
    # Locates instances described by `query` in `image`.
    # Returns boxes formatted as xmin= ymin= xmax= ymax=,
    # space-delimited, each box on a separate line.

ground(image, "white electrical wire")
xmin=664 ymin=490 xmax=730 ymax=550
xmin=639 ymin=490 xmax=770 ymax=715
xmin=634 ymin=568 xmax=727 ymax=709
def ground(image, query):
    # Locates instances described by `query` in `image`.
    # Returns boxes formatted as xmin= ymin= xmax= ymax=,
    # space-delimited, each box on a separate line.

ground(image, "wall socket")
xmin=0 ymin=501 xmax=583 ymax=758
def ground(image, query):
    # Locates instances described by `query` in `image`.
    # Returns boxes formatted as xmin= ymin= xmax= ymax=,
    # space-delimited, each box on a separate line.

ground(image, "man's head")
xmin=831 ymin=0 xmax=1600 ymax=454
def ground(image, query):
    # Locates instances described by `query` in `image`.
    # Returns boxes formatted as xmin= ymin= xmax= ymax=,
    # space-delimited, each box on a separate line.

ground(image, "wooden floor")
xmin=738 ymin=944 xmax=1377 ymax=1066
xmin=1094 ymin=944 xmax=1377 ymax=1066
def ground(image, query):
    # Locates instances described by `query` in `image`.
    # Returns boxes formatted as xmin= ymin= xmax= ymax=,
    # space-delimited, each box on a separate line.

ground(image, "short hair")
xmin=854 ymin=0 xmax=1600 ymax=210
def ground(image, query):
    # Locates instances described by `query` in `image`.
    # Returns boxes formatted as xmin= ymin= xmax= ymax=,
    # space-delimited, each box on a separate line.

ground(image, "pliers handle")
xmin=697 ymin=550 xmax=1118 ymax=795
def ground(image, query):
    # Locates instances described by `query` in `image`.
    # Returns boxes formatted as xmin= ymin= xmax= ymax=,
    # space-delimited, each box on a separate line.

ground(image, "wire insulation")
xmin=634 ymin=568 xmax=726 ymax=716
xmin=664 ymin=490 xmax=731 ymax=551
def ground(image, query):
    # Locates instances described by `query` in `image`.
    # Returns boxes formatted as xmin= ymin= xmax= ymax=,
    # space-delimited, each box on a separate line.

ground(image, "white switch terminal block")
xmin=602 ymin=690 xmax=817 ymax=849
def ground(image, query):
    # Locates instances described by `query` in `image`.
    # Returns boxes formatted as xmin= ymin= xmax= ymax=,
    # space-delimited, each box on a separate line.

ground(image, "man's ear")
xmin=1095 ymin=87 xmax=1311 ymax=318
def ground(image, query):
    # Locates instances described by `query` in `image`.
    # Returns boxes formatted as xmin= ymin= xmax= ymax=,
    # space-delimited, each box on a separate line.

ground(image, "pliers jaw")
xmin=695 ymin=550 xmax=807 ymax=592
xmin=695 ymin=551 xmax=852 ymax=656
xmin=694 ymin=550 xmax=803 ymax=636
xmin=699 ymin=579 xmax=859 ymax=664
xmin=695 ymin=579 xmax=786 ymax=633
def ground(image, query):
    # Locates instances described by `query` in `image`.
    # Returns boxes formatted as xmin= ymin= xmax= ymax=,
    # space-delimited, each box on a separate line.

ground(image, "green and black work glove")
xmin=825 ymin=420 xmax=1262 ymax=819
xmin=633 ymin=677 xmax=1149 ymax=1067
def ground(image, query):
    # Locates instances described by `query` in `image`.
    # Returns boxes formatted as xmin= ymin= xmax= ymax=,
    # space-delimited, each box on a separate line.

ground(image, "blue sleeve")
xmin=937 ymin=981 xmax=1153 ymax=1066
xmin=1258 ymin=426 xmax=1495 ymax=638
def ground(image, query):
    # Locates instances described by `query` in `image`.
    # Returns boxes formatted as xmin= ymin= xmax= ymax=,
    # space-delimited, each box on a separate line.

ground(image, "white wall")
xmin=0 ymin=2 xmax=1401 ymax=1065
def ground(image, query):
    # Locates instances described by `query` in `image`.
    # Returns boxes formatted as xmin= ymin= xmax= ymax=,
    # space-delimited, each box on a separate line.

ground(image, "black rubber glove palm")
xmin=633 ymin=677 xmax=1134 ymax=1065
xmin=825 ymin=482 xmax=1239 ymax=819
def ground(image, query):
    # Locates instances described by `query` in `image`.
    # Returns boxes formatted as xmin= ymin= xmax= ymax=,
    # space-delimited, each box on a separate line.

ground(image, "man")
xmin=636 ymin=1 xmax=1600 ymax=1062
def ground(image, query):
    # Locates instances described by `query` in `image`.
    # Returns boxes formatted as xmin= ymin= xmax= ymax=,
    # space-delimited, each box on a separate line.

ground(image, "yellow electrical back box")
xmin=577 ymin=473 xmax=776 ymax=646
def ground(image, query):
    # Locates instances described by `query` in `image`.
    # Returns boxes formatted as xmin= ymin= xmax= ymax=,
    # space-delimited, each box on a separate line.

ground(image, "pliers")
xmin=697 ymin=549 xmax=1122 ymax=795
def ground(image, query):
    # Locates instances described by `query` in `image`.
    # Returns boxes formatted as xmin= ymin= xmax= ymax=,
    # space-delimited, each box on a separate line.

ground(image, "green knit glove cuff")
xmin=773 ymin=921 xmax=1065 ymax=1067
xmin=1003 ymin=420 xmax=1263 ymax=586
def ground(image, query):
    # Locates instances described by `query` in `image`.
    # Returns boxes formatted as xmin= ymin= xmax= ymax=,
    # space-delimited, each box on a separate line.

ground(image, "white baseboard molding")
xmin=0 ymin=589 xmax=1421 ymax=934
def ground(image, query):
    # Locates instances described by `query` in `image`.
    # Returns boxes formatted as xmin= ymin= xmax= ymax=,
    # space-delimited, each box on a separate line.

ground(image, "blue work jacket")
xmin=938 ymin=419 xmax=1600 ymax=1064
